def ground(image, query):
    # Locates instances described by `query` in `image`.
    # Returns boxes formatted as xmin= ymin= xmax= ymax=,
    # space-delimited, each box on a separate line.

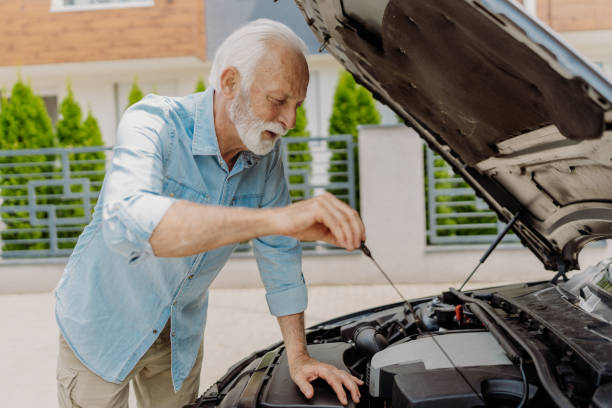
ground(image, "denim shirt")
xmin=54 ymin=89 xmax=307 ymax=391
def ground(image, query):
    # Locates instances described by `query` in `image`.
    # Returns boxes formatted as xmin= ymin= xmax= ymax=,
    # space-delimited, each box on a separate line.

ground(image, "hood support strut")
xmin=552 ymin=258 xmax=570 ymax=285
xmin=459 ymin=211 xmax=521 ymax=291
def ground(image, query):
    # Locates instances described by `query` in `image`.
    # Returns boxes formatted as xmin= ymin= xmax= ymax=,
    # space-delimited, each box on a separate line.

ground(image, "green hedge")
xmin=0 ymin=79 xmax=57 ymax=252
xmin=0 ymin=79 xmax=106 ymax=254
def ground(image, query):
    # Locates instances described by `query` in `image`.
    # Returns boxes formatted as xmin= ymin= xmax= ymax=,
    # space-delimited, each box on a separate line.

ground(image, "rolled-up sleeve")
xmin=102 ymin=95 xmax=177 ymax=263
xmin=253 ymin=147 xmax=307 ymax=316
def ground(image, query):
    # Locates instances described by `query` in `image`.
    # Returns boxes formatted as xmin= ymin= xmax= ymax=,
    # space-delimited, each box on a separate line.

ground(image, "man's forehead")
xmin=252 ymin=48 xmax=309 ymax=99
xmin=266 ymin=86 xmax=307 ymax=100
xmin=257 ymin=51 xmax=308 ymax=76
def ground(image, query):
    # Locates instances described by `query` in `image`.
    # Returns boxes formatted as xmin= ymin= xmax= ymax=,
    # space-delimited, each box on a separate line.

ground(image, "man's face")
xmin=230 ymin=42 xmax=309 ymax=155
xmin=229 ymin=86 xmax=287 ymax=155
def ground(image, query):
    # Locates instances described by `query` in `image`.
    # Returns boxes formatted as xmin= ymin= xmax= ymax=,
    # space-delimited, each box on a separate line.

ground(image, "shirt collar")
xmin=192 ymin=88 xmax=221 ymax=156
xmin=192 ymin=88 xmax=262 ymax=168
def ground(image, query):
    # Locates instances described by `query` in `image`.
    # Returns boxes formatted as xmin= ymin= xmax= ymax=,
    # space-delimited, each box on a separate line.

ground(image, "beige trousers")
xmin=56 ymin=321 xmax=203 ymax=408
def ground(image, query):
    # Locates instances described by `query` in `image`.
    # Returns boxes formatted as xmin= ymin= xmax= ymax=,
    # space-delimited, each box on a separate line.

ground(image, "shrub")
xmin=127 ymin=77 xmax=144 ymax=108
xmin=329 ymin=71 xmax=358 ymax=137
xmin=57 ymin=82 xmax=84 ymax=146
xmin=195 ymin=77 xmax=207 ymax=93
xmin=55 ymin=83 xmax=106 ymax=249
xmin=0 ymin=79 xmax=57 ymax=253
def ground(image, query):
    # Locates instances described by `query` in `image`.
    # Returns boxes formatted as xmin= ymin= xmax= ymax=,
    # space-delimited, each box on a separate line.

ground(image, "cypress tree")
xmin=56 ymin=82 xmax=84 ymax=146
xmin=82 ymin=109 xmax=104 ymax=147
xmin=195 ymin=77 xmax=207 ymax=93
xmin=80 ymin=108 xmax=106 ymax=192
xmin=0 ymin=78 xmax=56 ymax=253
xmin=127 ymin=77 xmax=144 ymax=108
xmin=283 ymin=105 xmax=311 ymax=200
xmin=355 ymin=86 xmax=381 ymax=126
xmin=328 ymin=71 xmax=357 ymax=137
xmin=0 ymin=79 xmax=55 ymax=150
xmin=55 ymin=87 xmax=105 ymax=248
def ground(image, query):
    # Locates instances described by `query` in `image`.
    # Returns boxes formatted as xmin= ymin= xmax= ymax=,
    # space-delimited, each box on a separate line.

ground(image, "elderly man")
xmin=55 ymin=19 xmax=365 ymax=407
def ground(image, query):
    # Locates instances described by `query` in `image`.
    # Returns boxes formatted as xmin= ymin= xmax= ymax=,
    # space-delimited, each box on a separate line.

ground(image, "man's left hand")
xmin=289 ymin=354 xmax=363 ymax=405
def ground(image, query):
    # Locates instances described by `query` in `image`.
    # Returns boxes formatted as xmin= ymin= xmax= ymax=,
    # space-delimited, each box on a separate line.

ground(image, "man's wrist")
xmin=286 ymin=345 xmax=309 ymax=364
xmin=277 ymin=312 xmax=309 ymax=367
xmin=260 ymin=206 xmax=291 ymax=237
xmin=258 ymin=207 xmax=284 ymax=236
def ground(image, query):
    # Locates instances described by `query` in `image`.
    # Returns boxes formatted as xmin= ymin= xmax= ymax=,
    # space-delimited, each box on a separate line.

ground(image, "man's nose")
xmin=278 ymin=106 xmax=297 ymax=130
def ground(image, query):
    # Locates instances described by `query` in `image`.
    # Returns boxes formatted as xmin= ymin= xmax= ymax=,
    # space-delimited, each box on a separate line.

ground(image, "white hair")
xmin=208 ymin=19 xmax=309 ymax=92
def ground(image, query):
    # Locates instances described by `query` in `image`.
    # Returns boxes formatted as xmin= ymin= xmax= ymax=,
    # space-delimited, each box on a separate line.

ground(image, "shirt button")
xmin=188 ymin=275 xmax=194 ymax=280
xmin=153 ymin=329 xmax=158 ymax=334
xmin=169 ymin=192 xmax=175 ymax=197
xmin=173 ymin=301 xmax=177 ymax=306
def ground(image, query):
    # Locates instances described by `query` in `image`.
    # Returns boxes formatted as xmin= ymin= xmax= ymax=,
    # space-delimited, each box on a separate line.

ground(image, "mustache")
xmin=263 ymin=122 xmax=288 ymax=137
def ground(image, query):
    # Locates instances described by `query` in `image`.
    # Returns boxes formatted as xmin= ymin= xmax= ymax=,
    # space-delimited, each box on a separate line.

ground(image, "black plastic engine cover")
xmin=390 ymin=366 xmax=535 ymax=407
xmin=259 ymin=342 xmax=357 ymax=408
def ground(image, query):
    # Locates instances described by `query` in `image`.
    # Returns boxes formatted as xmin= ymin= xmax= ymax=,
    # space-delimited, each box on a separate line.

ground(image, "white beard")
xmin=229 ymin=88 xmax=287 ymax=155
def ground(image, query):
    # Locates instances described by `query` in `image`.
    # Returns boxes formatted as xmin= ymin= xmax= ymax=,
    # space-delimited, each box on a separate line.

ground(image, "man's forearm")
xmin=277 ymin=312 xmax=309 ymax=364
xmin=149 ymin=192 xmax=367 ymax=257
xmin=149 ymin=200 xmax=278 ymax=257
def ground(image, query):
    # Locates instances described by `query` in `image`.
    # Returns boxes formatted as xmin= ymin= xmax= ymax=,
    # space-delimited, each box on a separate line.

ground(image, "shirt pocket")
xmin=231 ymin=193 xmax=262 ymax=208
xmin=163 ymin=177 xmax=208 ymax=204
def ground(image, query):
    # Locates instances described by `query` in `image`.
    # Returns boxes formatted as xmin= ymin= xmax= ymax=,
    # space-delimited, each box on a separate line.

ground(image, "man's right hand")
xmin=274 ymin=192 xmax=365 ymax=251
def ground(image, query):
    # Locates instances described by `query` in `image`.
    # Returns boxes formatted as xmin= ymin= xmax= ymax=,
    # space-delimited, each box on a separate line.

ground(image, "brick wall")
xmin=0 ymin=0 xmax=206 ymax=67
xmin=521 ymin=0 xmax=612 ymax=31
xmin=0 ymin=1 xmax=608 ymax=68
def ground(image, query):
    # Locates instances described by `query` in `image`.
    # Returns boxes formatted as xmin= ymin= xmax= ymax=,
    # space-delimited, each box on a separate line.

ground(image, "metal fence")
xmin=425 ymin=146 xmax=520 ymax=245
xmin=0 ymin=135 xmax=356 ymax=259
xmin=0 ymin=147 xmax=110 ymax=258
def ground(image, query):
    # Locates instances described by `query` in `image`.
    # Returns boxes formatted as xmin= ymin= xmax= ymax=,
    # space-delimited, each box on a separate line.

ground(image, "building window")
xmin=42 ymin=95 xmax=59 ymax=125
xmin=50 ymin=0 xmax=154 ymax=13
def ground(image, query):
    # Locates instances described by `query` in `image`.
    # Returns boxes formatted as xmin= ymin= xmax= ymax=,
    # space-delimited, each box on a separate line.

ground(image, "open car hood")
xmin=295 ymin=0 xmax=612 ymax=271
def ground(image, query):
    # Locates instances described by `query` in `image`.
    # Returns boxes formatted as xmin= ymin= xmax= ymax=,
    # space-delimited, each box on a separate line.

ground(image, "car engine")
xmin=187 ymin=284 xmax=606 ymax=408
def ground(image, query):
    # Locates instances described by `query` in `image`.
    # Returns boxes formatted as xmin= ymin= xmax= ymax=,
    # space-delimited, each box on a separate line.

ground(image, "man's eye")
xmin=268 ymin=97 xmax=285 ymax=106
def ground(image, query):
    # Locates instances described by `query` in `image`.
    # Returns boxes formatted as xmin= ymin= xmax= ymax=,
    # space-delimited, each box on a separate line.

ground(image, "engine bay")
xmin=187 ymin=279 xmax=612 ymax=408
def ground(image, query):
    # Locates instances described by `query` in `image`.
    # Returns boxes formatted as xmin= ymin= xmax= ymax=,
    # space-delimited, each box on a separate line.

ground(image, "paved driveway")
xmin=1 ymin=282 xmax=506 ymax=406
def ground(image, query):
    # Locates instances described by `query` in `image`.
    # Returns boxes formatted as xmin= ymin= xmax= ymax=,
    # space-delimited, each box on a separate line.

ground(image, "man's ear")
xmin=219 ymin=67 xmax=240 ymax=99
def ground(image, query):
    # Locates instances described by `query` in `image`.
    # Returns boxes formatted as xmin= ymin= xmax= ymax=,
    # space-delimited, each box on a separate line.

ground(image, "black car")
xmin=187 ymin=0 xmax=612 ymax=407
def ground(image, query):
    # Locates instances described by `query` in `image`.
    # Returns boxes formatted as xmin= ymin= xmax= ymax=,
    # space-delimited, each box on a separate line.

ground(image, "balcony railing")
xmin=0 ymin=135 xmax=357 ymax=259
